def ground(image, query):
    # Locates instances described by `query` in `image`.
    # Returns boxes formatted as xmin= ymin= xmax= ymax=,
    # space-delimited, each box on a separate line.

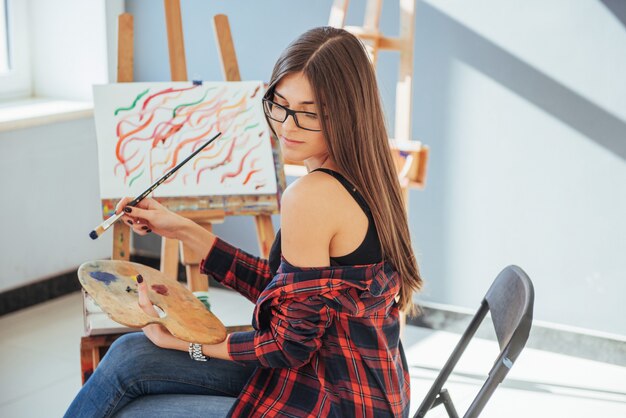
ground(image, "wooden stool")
xmin=80 ymin=333 xmax=126 ymax=384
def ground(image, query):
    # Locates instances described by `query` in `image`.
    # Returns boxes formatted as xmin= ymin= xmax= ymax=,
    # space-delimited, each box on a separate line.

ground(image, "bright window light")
xmin=0 ymin=0 xmax=9 ymax=74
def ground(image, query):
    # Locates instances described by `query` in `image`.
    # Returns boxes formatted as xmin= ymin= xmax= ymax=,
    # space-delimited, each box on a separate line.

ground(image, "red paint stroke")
xmin=255 ymin=183 xmax=266 ymax=190
xmin=146 ymin=114 xmax=193 ymax=149
xmin=192 ymin=141 xmax=228 ymax=171
xmin=152 ymin=122 xmax=184 ymax=148
xmin=250 ymin=157 xmax=259 ymax=170
xmin=163 ymin=127 xmax=215 ymax=173
xmin=140 ymin=86 xmax=199 ymax=120
xmin=115 ymin=113 xmax=155 ymax=175
xmin=250 ymin=85 xmax=260 ymax=98
xmin=220 ymin=141 xmax=262 ymax=183
xmin=216 ymin=94 xmax=247 ymax=121
xmin=195 ymin=137 xmax=238 ymax=183
xmin=177 ymin=87 xmax=225 ymax=121
xmin=119 ymin=135 xmax=157 ymax=164
xmin=243 ymin=169 xmax=262 ymax=185
xmin=114 ymin=148 xmax=140 ymax=177
xmin=151 ymin=284 xmax=169 ymax=296
xmin=214 ymin=111 xmax=245 ymax=140
xmin=124 ymin=156 xmax=146 ymax=180
xmin=116 ymin=91 xmax=184 ymax=135
xmin=196 ymin=99 xmax=228 ymax=125
xmin=175 ymin=91 xmax=224 ymax=120
xmin=151 ymin=150 xmax=173 ymax=170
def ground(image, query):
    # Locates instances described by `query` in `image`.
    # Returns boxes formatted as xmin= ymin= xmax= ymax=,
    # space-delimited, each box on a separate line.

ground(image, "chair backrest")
xmin=485 ymin=265 xmax=534 ymax=364
xmin=414 ymin=265 xmax=534 ymax=418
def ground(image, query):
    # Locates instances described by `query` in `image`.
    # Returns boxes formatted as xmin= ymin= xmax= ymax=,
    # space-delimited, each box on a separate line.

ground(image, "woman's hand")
xmin=136 ymin=275 xmax=185 ymax=350
xmin=115 ymin=197 xmax=190 ymax=240
xmin=136 ymin=275 xmax=231 ymax=359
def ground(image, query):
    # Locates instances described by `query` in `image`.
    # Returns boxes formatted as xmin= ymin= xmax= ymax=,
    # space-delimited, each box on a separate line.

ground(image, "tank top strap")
xmin=310 ymin=168 xmax=371 ymax=215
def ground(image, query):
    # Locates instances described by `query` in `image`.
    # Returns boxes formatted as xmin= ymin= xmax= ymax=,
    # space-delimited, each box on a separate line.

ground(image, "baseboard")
xmin=0 ymin=270 xmax=82 ymax=316
xmin=409 ymin=300 xmax=626 ymax=367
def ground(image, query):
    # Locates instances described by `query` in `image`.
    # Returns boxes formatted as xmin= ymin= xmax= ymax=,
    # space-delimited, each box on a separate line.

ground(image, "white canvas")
xmin=93 ymin=81 xmax=277 ymax=199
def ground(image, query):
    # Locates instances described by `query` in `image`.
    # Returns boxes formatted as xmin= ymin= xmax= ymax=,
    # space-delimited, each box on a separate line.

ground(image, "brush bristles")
xmin=89 ymin=226 xmax=105 ymax=240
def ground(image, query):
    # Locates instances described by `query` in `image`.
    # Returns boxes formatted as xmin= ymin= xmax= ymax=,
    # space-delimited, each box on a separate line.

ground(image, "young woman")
xmin=65 ymin=26 xmax=422 ymax=417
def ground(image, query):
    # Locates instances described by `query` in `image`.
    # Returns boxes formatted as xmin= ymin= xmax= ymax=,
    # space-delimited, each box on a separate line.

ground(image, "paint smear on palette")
xmin=90 ymin=271 xmax=118 ymax=285
xmin=151 ymin=284 xmax=169 ymax=296
xmin=117 ymin=264 xmax=138 ymax=277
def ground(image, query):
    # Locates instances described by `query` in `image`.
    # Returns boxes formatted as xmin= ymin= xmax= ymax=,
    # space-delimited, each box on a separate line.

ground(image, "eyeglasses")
xmin=262 ymin=98 xmax=321 ymax=132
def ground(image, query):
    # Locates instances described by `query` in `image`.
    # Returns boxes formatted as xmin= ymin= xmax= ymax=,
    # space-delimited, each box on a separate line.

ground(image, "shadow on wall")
xmin=601 ymin=0 xmax=626 ymax=29
xmin=410 ymin=1 xmax=625 ymax=301
xmin=416 ymin=1 xmax=626 ymax=161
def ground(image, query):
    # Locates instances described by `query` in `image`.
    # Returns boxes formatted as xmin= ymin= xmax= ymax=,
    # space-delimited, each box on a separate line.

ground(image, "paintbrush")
xmin=89 ymin=131 xmax=222 ymax=240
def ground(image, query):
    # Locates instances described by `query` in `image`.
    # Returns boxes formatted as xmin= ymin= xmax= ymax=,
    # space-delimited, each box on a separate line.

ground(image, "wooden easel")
xmin=112 ymin=1 xmax=278 ymax=290
xmin=328 ymin=0 xmax=429 ymax=202
xmin=80 ymin=1 xmax=278 ymax=383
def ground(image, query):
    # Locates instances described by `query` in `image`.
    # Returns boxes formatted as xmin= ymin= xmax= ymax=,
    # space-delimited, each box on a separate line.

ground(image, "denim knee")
xmin=99 ymin=333 xmax=157 ymax=386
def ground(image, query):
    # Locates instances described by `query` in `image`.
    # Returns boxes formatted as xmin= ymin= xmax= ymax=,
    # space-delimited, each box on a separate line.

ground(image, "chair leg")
xmin=433 ymin=389 xmax=459 ymax=418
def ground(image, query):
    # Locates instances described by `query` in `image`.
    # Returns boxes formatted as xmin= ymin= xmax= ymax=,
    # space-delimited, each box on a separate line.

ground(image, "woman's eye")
xmin=304 ymin=113 xmax=319 ymax=120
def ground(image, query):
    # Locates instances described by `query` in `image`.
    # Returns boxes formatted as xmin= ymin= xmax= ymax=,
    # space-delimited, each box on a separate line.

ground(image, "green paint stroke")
xmin=243 ymin=122 xmax=260 ymax=132
xmin=128 ymin=169 xmax=145 ymax=187
xmin=114 ymin=89 xmax=149 ymax=116
xmin=172 ymin=89 xmax=212 ymax=117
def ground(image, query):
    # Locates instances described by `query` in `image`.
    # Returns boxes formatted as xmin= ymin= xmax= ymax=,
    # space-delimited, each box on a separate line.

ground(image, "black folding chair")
xmin=413 ymin=265 xmax=534 ymax=418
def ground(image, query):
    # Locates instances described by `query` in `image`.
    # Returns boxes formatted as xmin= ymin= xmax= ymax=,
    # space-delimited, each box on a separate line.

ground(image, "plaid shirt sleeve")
xmin=200 ymin=237 xmax=272 ymax=304
xmin=227 ymin=291 xmax=333 ymax=368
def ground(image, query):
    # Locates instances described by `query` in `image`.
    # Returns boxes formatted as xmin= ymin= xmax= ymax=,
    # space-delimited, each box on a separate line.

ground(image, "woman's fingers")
xmin=134 ymin=224 xmax=153 ymax=235
xmin=115 ymin=196 xmax=158 ymax=216
xmin=123 ymin=205 xmax=148 ymax=219
xmin=117 ymin=197 xmax=178 ymax=237
xmin=123 ymin=206 xmax=153 ymax=232
xmin=115 ymin=196 xmax=134 ymax=214
xmin=136 ymin=275 xmax=159 ymax=318
xmin=119 ymin=214 xmax=152 ymax=233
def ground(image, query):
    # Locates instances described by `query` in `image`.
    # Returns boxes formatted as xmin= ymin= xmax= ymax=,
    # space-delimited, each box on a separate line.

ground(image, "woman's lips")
xmin=281 ymin=136 xmax=304 ymax=146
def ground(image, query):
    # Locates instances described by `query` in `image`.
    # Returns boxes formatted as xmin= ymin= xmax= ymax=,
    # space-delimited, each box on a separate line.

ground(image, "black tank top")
xmin=268 ymin=168 xmax=382 ymax=276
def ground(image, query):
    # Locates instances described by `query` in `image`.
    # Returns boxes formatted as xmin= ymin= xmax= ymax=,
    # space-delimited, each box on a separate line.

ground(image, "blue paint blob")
xmin=90 ymin=271 xmax=118 ymax=285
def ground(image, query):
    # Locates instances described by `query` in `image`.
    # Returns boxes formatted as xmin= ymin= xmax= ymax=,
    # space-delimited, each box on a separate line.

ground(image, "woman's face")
xmin=268 ymin=71 xmax=329 ymax=169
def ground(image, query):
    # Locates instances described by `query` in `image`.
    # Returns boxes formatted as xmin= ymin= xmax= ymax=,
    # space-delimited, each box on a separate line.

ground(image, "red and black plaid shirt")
xmin=201 ymin=238 xmax=410 ymax=417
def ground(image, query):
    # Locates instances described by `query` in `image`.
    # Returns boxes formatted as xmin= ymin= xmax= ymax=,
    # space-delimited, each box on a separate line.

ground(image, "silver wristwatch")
xmin=188 ymin=342 xmax=208 ymax=362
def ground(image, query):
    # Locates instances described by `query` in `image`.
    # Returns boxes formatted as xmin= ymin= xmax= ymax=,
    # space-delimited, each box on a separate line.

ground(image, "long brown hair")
xmin=266 ymin=26 xmax=422 ymax=314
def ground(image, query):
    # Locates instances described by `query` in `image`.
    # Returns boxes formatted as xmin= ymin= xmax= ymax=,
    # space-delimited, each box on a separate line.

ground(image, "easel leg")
xmin=112 ymin=223 xmax=131 ymax=261
xmin=161 ymin=237 xmax=180 ymax=281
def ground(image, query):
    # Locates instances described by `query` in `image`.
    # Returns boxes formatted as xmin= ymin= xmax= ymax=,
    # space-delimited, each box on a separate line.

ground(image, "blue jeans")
xmin=64 ymin=333 xmax=256 ymax=417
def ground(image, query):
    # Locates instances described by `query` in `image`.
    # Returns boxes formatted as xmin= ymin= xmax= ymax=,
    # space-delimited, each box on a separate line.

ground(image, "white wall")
xmin=0 ymin=118 xmax=111 ymax=290
xmin=409 ymin=0 xmax=626 ymax=335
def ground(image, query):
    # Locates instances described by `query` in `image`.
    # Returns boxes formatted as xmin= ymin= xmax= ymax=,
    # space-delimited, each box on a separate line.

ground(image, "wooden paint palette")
xmin=78 ymin=260 xmax=226 ymax=344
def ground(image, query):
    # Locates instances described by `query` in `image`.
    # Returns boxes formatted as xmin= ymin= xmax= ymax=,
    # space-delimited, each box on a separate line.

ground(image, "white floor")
xmin=1 ymin=292 xmax=625 ymax=418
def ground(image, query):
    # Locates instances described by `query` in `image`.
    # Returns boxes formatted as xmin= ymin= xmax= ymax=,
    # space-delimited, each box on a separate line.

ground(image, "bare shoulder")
xmin=280 ymin=171 xmax=344 ymax=267
xmin=283 ymin=170 xmax=343 ymax=200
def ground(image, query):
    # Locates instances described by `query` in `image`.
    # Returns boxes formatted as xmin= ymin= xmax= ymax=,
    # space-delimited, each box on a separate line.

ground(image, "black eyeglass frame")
xmin=262 ymin=98 xmax=322 ymax=132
